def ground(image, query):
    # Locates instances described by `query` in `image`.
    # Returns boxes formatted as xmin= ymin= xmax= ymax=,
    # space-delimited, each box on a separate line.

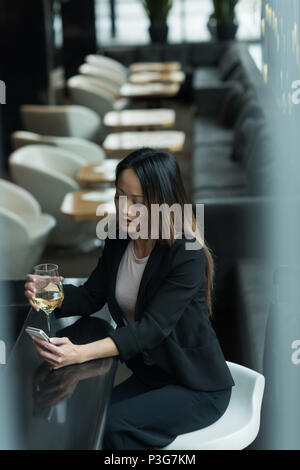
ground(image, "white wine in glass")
xmin=32 ymin=264 xmax=64 ymax=336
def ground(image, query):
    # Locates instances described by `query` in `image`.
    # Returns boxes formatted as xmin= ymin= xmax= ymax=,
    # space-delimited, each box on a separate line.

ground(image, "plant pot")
xmin=207 ymin=15 xmax=239 ymax=41
xmin=216 ymin=22 xmax=239 ymax=41
xmin=149 ymin=24 xmax=169 ymax=43
xmin=207 ymin=15 xmax=217 ymax=39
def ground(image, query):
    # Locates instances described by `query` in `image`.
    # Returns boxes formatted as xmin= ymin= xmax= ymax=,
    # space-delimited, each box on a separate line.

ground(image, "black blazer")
xmin=56 ymin=235 xmax=235 ymax=391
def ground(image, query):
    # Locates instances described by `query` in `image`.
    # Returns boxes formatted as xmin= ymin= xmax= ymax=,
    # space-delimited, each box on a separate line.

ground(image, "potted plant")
xmin=208 ymin=0 xmax=239 ymax=41
xmin=141 ymin=0 xmax=173 ymax=43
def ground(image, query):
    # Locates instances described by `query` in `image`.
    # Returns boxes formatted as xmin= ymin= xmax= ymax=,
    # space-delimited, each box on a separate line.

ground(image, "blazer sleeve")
xmin=54 ymin=238 xmax=110 ymax=319
xmin=107 ymin=243 xmax=206 ymax=363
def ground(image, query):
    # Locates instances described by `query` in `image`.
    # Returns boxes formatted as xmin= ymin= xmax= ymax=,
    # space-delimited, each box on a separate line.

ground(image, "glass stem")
xmin=46 ymin=314 xmax=51 ymax=338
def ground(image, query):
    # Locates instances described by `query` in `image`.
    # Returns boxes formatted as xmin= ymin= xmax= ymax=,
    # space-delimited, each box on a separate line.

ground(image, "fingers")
xmin=24 ymin=283 xmax=39 ymax=311
xmin=46 ymin=276 xmax=64 ymax=283
xmin=24 ymin=284 xmax=40 ymax=312
xmin=29 ymin=300 xmax=39 ymax=312
xmin=49 ymin=337 xmax=69 ymax=346
xmin=25 ymin=281 xmax=36 ymax=296
xmin=33 ymin=338 xmax=64 ymax=367
xmin=25 ymin=274 xmax=64 ymax=311
xmin=33 ymin=342 xmax=58 ymax=363
xmin=25 ymin=275 xmax=43 ymax=290
xmin=33 ymin=337 xmax=58 ymax=351
xmin=33 ymin=337 xmax=69 ymax=356
xmin=25 ymin=275 xmax=64 ymax=290
xmin=25 ymin=276 xmax=39 ymax=311
xmin=26 ymin=274 xmax=64 ymax=282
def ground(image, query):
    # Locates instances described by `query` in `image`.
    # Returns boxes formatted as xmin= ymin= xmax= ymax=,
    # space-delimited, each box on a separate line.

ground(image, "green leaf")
xmin=212 ymin=0 xmax=239 ymax=24
xmin=141 ymin=0 xmax=173 ymax=24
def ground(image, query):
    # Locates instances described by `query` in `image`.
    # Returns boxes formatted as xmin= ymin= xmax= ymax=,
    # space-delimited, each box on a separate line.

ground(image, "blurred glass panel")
xmin=254 ymin=0 xmax=300 ymax=450
xmin=95 ymin=0 xmax=261 ymax=46
xmin=0 ymin=220 xmax=23 ymax=449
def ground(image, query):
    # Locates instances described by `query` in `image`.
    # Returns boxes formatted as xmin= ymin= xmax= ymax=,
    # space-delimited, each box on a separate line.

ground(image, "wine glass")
xmin=32 ymin=264 xmax=64 ymax=337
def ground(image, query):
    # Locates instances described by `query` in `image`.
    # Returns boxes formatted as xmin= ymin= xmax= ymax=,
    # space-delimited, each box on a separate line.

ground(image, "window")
xmin=95 ymin=0 xmax=261 ymax=46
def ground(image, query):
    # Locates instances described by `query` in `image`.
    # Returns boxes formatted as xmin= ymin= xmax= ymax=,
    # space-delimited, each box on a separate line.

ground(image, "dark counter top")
xmin=0 ymin=297 xmax=118 ymax=450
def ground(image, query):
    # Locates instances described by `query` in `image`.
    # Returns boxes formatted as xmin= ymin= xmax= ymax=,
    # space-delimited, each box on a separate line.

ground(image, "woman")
xmin=25 ymin=148 xmax=235 ymax=450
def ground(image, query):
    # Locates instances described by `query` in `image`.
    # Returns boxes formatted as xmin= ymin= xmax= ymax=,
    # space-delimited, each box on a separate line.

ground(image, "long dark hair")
xmin=115 ymin=148 xmax=215 ymax=318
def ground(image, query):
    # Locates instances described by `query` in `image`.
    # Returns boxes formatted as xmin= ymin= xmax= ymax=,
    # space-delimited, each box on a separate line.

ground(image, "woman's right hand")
xmin=24 ymin=274 xmax=64 ymax=311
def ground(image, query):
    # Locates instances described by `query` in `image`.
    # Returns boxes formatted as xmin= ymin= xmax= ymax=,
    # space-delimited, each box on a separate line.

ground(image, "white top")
xmin=115 ymin=239 xmax=150 ymax=324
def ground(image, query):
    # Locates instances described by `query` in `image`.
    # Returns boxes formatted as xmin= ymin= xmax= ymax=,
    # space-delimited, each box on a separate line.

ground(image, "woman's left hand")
xmin=32 ymin=336 xmax=82 ymax=370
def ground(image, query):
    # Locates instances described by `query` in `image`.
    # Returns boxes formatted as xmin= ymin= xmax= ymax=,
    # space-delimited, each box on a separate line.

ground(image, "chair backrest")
xmin=226 ymin=361 xmax=265 ymax=424
xmin=245 ymin=123 xmax=278 ymax=196
xmin=219 ymin=83 xmax=244 ymax=128
xmin=67 ymin=75 xmax=115 ymax=118
xmin=234 ymin=96 xmax=265 ymax=133
xmin=79 ymin=63 xmax=125 ymax=88
xmin=0 ymin=178 xmax=41 ymax=219
xmin=9 ymin=144 xmax=85 ymax=180
xmin=11 ymin=131 xmax=105 ymax=164
xmin=218 ymin=45 xmax=241 ymax=81
xmin=9 ymin=145 xmax=83 ymax=218
xmin=0 ymin=208 xmax=31 ymax=247
xmin=77 ymin=74 xmax=120 ymax=99
xmin=85 ymin=54 xmax=128 ymax=81
xmin=227 ymin=64 xmax=251 ymax=90
xmin=0 ymin=207 xmax=55 ymax=280
xmin=20 ymin=104 xmax=101 ymax=140
xmin=232 ymin=117 xmax=266 ymax=166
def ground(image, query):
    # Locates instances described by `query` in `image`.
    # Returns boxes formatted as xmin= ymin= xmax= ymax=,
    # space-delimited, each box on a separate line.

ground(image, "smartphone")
xmin=25 ymin=327 xmax=50 ymax=342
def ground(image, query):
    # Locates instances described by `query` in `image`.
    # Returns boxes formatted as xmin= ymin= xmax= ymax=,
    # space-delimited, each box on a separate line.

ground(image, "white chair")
xmin=20 ymin=105 xmax=101 ymax=141
xmin=67 ymin=76 xmax=128 ymax=120
xmin=85 ymin=54 xmax=128 ymax=82
xmin=8 ymin=145 xmax=95 ymax=248
xmin=79 ymin=63 xmax=126 ymax=91
xmin=159 ymin=361 xmax=265 ymax=450
xmin=11 ymin=131 xmax=106 ymax=164
xmin=78 ymin=75 xmax=121 ymax=101
xmin=0 ymin=179 xmax=56 ymax=279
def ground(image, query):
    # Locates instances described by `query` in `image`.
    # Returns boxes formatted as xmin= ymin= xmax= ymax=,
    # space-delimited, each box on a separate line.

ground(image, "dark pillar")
xmin=0 ymin=0 xmax=64 ymax=105
xmin=61 ymin=0 xmax=97 ymax=79
xmin=0 ymin=107 xmax=4 ymax=177
xmin=110 ymin=0 xmax=116 ymax=38
xmin=0 ymin=0 xmax=65 ymax=169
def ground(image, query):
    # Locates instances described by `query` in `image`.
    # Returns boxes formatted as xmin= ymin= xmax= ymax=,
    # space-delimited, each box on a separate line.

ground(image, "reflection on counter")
xmin=32 ymin=357 xmax=113 ymax=422
xmin=0 ymin=309 xmax=118 ymax=449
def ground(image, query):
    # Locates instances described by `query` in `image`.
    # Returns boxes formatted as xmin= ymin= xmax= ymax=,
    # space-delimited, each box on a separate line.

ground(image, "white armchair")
xmin=78 ymin=75 xmax=121 ymax=101
xmin=85 ymin=54 xmax=128 ymax=82
xmin=11 ymin=131 xmax=106 ymax=164
xmin=0 ymin=179 xmax=56 ymax=279
xmin=8 ymin=145 xmax=95 ymax=248
xmin=67 ymin=75 xmax=127 ymax=120
xmin=20 ymin=105 xmax=101 ymax=141
xmin=79 ymin=63 xmax=125 ymax=95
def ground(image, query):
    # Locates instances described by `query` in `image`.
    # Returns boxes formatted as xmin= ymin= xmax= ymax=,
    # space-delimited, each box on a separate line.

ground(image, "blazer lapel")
xmin=133 ymin=241 xmax=167 ymax=320
xmin=109 ymin=237 xmax=130 ymax=324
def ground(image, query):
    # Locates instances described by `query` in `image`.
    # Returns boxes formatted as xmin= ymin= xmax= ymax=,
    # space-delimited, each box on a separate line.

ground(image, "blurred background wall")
xmin=253 ymin=0 xmax=300 ymax=450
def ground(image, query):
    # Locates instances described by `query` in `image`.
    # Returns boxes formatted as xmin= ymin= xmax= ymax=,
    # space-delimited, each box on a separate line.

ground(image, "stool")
xmin=158 ymin=361 xmax=265 ymax=450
